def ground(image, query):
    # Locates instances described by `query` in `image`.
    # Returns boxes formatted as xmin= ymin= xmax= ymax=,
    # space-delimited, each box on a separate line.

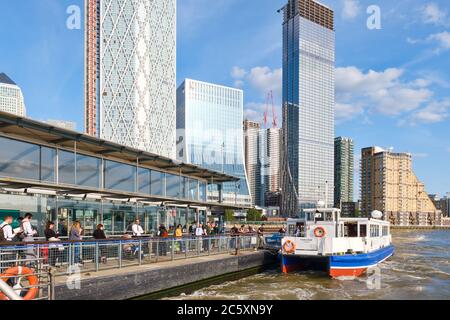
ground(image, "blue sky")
xmin=0 ymin=0 xmax=449 ymax=196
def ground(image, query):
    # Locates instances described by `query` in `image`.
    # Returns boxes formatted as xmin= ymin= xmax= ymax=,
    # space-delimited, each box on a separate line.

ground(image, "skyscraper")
xmin=260 ymin=127 xmax=282 ymax=200
xmin=361 ymin=147 xmax=441 ymax=226
xmin=177 ymin=79 xmax=252 ymax=207
xmin=334 ymin=137 xmax=354 ymax=207
xmin=244 ymin=122 xmax=282 ymax=207
xmin=281 ymin=0 xmax=335 ymax=216
xmin=244 ymin=120 xmax=262 ymax=206
xmin=84 ymin=0 xmax=176 ymax=159
xmin=0 ymin=73 xmax=26 ymax=117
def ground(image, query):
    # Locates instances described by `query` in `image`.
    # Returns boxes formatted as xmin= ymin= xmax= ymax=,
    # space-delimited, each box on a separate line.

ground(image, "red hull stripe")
xmin=329 ymin=267 xmax=367 ymax=278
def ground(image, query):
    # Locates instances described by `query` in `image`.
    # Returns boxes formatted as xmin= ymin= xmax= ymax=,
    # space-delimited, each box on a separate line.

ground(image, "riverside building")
xmin=0 ymin=111 xmax=245 ymax=237
xmin=360 ymin=147 xmax=441 ymax=226
xmin=334 ymin=137 xmax=354 ymax=208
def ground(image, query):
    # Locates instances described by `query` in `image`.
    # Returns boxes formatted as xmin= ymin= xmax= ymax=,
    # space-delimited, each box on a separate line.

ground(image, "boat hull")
xmin=282 ymin=245 xmax=395 ymax=278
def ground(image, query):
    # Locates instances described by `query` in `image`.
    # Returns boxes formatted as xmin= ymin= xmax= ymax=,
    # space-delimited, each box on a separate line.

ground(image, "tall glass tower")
xmin=281 ymin=0 xmax=335 ymax=215
xmin=177 ymin=79 xmax=252 ymax=207
xmin=84 ymin=0 xmax=177 ymax=159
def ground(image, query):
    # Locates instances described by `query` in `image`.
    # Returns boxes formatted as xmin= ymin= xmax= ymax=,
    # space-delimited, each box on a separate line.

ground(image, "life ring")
xmin=0 ymin=266 xmax=39 ymax=301
xmin=314 ymin=227 xmax=326 ymax=238
xmin=283 ymin=240 xmax=296 ymax=254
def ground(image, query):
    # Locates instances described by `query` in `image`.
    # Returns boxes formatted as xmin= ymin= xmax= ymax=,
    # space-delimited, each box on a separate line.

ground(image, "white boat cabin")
xmin=283 ymin=208 xmax=392 ymax=256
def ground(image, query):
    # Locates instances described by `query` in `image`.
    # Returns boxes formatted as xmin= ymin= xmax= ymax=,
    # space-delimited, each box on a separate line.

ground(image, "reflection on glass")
xmin=104 ymin=160 xmax=136 ymax=192
xmin=41 ymin=147 xmax=56 ymax=182
xmin=138 ymin=168 xmax=151 ymax=194
xmin=59 ymin=150 xmax=76 ymax=185
xmin=0 ymin=136 xmax=40 ymax=180
xmin=76 ymin=154 xmax=100 ymax=188
xmin=166 ymin=173 xmax=180 ymax=198
xmin=150 ymin=170 xmax=165 ymax=196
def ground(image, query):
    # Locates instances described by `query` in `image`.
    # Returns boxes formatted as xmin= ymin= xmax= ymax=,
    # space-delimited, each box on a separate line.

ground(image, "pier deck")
xmin=54 ymin=250 xmax=278 ymax=300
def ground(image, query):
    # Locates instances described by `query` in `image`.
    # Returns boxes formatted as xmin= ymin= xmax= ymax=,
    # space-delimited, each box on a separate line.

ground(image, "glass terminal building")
xmin=281 ymin=0 xmax=335 ymax=215
xmin=0 ymin=111 xmax=245 ymax=237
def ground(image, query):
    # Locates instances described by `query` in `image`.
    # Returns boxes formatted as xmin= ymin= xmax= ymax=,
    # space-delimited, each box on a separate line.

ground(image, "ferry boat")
xmin=281 ymin=207 xmax=394 ymax=278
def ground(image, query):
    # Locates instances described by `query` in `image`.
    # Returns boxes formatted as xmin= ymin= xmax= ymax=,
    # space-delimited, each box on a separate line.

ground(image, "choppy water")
xmin=171 ymin=230 xmax=450 ymax=300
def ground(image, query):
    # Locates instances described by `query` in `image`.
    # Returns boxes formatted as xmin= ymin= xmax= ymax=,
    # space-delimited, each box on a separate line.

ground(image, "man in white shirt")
xmin=22 ymin=213 xmax=37 ymax=241
xmin=195 ymin=223 xmax=204 ymax=252
xmin=0 ymin=216 xmax=17 ymax=241
xmin=132 ymin=219 xmax=144 ymax=237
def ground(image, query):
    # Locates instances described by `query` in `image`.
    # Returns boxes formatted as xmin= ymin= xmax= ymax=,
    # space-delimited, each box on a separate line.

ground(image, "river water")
xmin=172 ymin=230 xmax=450 ymax=300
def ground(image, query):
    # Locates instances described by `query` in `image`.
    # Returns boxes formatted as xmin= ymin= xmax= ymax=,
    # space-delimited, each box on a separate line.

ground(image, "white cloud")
xmin=341 ymin=0 xmax=361 ymax=20
xmin=247 ymin=67 xmax=282 ymax=96
xmin=400 ymin=99 xmax=450 ymax=126
xmin=422 ymin=3 xmax=448 ymax=25
xmin=231 ymin=66 xmax=282 ymax=96
xmin=231 ymin=66 xmax=247 ymax=79
xmin=335 ymin=103 xmax=363 ymax=123
xmin=411 ymin=153 xmax=429 ymax=158
xmin=428 ymin=31 xmax=450 ymax=51
xmin=336 ymin=66 xmax=433 ymax=117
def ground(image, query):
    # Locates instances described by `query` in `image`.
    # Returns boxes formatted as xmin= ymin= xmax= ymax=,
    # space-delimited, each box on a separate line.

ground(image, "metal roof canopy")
xmin=0 ymin=111 xmax=239 ymax=184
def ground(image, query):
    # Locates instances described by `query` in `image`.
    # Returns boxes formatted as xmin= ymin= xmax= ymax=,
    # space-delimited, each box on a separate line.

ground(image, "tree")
xmin=224 ymin=209 xmax=235 ymax=222
xmin=246 ymin=208 xmax=262 ymax=221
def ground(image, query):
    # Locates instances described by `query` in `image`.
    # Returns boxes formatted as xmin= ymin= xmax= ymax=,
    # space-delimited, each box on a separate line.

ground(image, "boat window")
xmin=344 ymin=223 xmax=358 ymax=237
xmin=382 ymin=226 xmax=388 ymax=236
xmin=370 ymin=225 xmax=380 ymax=237
xmin=360 ymin=224 xmax=367 ymax=237
xmin=288 ymin=222 xmax=305 ymax=237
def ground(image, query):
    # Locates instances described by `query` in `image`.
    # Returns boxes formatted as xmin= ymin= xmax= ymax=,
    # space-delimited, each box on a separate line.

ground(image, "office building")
xmin=244 ymin=120 xmax=262 ymax=206
xmin=177 ymin=79 xmax=252 ymax=207
xmin=84 ymin=0 xmax=176 ymax=158
xmin=244 ymin=122 xmax=282 ymax=207
xmin=0 ymin=73 xmax=26 ymax=117
xmin=280 ymin=0 xmax=335 ymax=216
xmin=361 ymin=147 xmax=441 ymax=226
xmin=334 ymin=137 xmax=354 ymax=208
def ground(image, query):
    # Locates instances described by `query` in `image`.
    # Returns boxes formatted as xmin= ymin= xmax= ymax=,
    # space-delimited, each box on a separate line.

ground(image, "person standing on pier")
xmin=132 ymin=219 xmax=144 ymax=237
xmin=257 ymin=224 xmax=266 ymax=249
xmin=69 ymin=221 xmax=83 ymax=266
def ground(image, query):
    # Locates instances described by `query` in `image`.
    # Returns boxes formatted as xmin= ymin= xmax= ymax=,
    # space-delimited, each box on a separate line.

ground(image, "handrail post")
xmin=171 ymin=238 xmax=175 ymax=261
xmin=118 ymin=241 xmax=122 ymax=269
xmin=95 ymin=242 xmax=99 ymax=272
xmin=139 ymin=240 xmax=142 ymax=265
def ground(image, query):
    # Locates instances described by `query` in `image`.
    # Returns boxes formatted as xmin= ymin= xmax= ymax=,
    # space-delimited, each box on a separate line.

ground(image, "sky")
xmin=0 ymin=0 xmax=449 ymax=197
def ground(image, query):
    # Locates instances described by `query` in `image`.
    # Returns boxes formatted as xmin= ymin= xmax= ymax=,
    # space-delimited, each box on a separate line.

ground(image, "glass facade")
xmin=176 ymin=79 xmax=252 ymax=206
xmin=0 ymin=135 xmax=209 ymax=203
xmin=0 ymin=192 xmax=207 ymax=237
xmin=282 ymin=1 xmax=335 ymax=211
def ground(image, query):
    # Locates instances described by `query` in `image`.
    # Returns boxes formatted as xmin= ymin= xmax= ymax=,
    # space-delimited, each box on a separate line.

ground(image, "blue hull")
xmin=282 ymin=245 xmax=395 ymax=278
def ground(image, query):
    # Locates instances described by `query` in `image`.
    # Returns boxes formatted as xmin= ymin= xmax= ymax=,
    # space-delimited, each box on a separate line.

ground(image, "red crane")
xmin=263 ymin=90 xmax=278 ymax=129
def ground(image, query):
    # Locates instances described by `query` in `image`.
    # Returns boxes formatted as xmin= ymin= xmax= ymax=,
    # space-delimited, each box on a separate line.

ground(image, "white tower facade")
xmin=85 ymin=0 xmax=177 ymax=159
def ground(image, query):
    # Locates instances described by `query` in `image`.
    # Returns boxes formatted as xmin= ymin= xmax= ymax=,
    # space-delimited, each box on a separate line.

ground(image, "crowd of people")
xmin=1 ymin=215 xmax=270 ymax=268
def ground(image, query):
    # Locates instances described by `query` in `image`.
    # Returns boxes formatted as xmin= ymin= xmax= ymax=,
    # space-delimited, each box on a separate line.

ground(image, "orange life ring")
xmin=314 ymin=227 xmax=326 ymax=238
xmin=283 ymin=240 xmax=296 ymax=254
xmin=0 ymin=266 xmax=39 ymax=301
